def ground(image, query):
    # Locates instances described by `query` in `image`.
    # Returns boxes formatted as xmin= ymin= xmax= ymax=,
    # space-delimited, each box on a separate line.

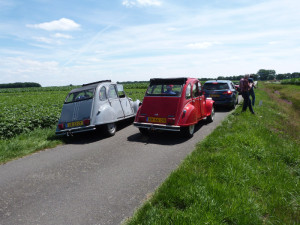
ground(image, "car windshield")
xmin=145 ymin=84 xmax=183 ymax=97
xmin=203 ymin=83 xmax=229 ymax=90
xmin=65 ymin=88 xmax=95 ymax=103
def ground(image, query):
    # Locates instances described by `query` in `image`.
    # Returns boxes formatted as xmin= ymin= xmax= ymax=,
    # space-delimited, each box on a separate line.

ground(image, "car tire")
xmin=181 ymin=124 xmax=195 ymax=138
xmin=139 ymin=128 xmax=149 ymax=135
xmin=207 ymin=106 xmax=215 ymax=123
xmin=106 ymin=123 xmax=116 ymax=136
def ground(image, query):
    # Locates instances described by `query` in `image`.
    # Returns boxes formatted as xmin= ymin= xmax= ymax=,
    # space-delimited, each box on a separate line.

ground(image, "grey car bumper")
xmin=134 ymin=122 xmax=181 ymax=132
xmin=55 ymin=125 xmax=96 ymax=136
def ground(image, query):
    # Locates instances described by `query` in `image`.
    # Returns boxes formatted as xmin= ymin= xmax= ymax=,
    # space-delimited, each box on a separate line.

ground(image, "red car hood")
xmin=140 ymin=97 xmax=180 ymax=118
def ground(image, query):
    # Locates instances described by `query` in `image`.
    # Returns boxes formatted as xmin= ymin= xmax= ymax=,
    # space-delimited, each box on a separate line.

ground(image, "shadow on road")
xmin=52 ymin=118 xmax=134 ymax=145
xmin=127 ymin=120 xmax=207 ymax=146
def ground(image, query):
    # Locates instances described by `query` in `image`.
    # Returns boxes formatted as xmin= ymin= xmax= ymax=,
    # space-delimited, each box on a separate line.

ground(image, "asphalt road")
xmin=0 ymin=109 xmax=232 ymax=225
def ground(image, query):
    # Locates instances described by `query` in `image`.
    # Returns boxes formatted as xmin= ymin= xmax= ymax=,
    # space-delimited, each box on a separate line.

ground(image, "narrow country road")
xmin=0 ymin=109 xmax=232 ymax=225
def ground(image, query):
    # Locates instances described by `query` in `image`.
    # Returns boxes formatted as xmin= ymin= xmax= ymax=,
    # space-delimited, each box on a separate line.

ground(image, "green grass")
xmin=281 ymin=78 xmax=300 ymax=85
xmin=126 ymin=84 xmax=300 ymax=224
xmin=264 ymin=83 xmax=300 ymax=111
xmin=0 ymin=125 xmax=64 ymax=164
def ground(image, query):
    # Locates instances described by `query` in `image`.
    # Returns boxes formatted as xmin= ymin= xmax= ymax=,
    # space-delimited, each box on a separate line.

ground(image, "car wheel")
xmin=181 ymin=124 xmax=195 ymax=138
xmin=207 ymin=106 xmax=215 ymax=123
xmin=139 ymin=128 xmax=149 ymax=135
xmin=106 ymin=123 xmax=116 ymax=136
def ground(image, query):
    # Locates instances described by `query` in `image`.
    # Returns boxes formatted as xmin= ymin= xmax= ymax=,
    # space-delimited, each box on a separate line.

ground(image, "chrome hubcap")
xmin=211 ymin=107 xmax=215 ymax=120
xmin=107 ymin=123 xmax=116 ymax=133
xmin=189 ymin=125 xmax=195 ymax=135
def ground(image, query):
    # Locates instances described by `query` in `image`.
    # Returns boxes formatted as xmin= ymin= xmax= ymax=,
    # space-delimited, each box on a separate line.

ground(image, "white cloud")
xmin=137 ymin=0 xmax=161 ymax=6
xmin=268 ymin=41 xmax=280 ymax=45
xmin=0 ymin=57 xmax=60 ymax=86
xmin=122 ymin=0 xmax=136 ymax=7
xmin=33 ymin=36 xmax=62 ymax=45
xmin=26 ymin=18 xmax=80 ymax=31
xmin=53 ymin=33 xmax=73 ymax=39
xmin=187 ymin=42 xmax=221 ymax=49
xmin=122 ymin=0 xmax=161 ymax=7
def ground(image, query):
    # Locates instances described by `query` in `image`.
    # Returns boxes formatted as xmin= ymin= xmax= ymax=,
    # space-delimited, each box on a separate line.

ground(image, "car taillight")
xmin=83 ymin=119 xmax=90 ymax=126
xmin=223 ymin=90 xmax=232 ymax=95
xmin=138 ymin=116 xmax=146 ymax=122
xmin=58 ymin=123 xmax=64 ymax=130
xmin=167 ymin=118 xmax=175 ymax=125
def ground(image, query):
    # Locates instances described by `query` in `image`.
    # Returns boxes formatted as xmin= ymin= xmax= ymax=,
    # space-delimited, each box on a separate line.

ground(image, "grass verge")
xmin=126 ymin=83 xmax=299 ymax=224
xmin=0 ymin=125 xmax=64 ymax=164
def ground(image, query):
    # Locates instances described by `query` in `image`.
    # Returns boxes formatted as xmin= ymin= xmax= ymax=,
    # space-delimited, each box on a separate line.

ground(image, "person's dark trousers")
xmin=249 ymin=88 xmax=255 ymax=106
xmin=242 ymin=91 xmax=255 ymax=114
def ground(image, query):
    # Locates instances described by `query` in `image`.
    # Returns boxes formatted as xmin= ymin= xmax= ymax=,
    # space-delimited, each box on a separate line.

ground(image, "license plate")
xmin=67 ymin=121 xmax=84 ymax=128
xmin=147 ymin=117 xmax=166 ymax=123
xmin=210 ymin=94 xmax=220 ymax=97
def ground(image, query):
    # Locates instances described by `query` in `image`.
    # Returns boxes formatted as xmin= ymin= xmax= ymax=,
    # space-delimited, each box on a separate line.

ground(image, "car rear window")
xmin=65 ymin=88 xmax=95 ymax=103
xmin=145 ymin=84 xmax=183 ymax=97
xmin=203 ymin=83 xmax=229 ymax=90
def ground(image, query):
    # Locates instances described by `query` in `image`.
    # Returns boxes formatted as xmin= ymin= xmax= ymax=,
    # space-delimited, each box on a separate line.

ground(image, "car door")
xmin=117 ymin=84 xmax=134 ymax=117
xmin=108 ymin=85 xmax=124 ymax=119
xmin=198 ymin=82 xmax=206 ymax=117
xmin=230 ymin=82 xmax=238 ymax=101
xmin=192 ymin=82 xmax=201 ymax=120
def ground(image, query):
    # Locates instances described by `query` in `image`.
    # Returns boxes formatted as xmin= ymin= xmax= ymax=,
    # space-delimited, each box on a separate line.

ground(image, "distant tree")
xmin=0 ymin=82 xmax=41 ymax=88
xmin=276 ymin=74 xmax=286 ymax=80
xmin=292 ymin=72 xmax=300 ymax=78
xmin=257 ymin=69 xmax=276 ymax=80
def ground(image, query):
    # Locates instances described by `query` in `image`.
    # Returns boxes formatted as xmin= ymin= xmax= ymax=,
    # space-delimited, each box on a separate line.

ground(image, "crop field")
xmin=0 ymin=85 xmax=146 ymax=140
xmin=0 ymin=87 xmax=73 ymax=139
xmin=281 ymin=78 xmax=300 ymax=85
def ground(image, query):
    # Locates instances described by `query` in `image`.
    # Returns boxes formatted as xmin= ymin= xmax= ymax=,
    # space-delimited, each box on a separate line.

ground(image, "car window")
xmin=145 ymin=84 xmax=182 ymax=97
xmin=99 ymin=86 xmax=107 ymax=101
xmin=230 ymin=83 xmax=235 ymax=89
xmin=117 ymin=84 xmax=126 ymax=98
xmin=65 ymin=88 xmax=94 ymax=103
xmin=203 ymin=83 xmax=229 ymax=90
xmin=185 ymin=84 xmax=191 ymax=99
xmin=108 ymin=85 xmax=118 ymax=99
xmin=198 ymin=82 xmax=202 ymax=92
xmin=192 ymin=83 xmax=198 ymax=97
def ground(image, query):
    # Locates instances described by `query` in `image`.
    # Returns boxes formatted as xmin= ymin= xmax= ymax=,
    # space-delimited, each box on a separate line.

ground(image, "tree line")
xmin=215 ymin=69 xmax=300 ymax=81
xmin=0 ymin=82 xmax=41 ymax=88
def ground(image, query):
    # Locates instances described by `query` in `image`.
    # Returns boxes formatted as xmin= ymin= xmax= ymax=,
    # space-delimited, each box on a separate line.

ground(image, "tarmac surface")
xmin=0 ymin=109 xmax=232 ymax=225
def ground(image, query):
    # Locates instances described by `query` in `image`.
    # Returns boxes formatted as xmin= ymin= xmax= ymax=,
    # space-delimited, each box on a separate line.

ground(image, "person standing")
xmin=248 ymin=75 xmax=256 ymax=106
xmin=240 ymin=75 xmax=255 ymax=114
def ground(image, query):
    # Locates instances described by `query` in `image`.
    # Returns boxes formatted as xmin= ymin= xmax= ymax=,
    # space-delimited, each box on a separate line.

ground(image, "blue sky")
xmin=0 ymin=0 xmax=299 ymax=86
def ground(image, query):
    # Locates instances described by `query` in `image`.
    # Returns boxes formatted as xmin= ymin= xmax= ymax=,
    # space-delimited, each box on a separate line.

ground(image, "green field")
xmin=281 ymin=78 xmax=300 ymax=85
xmin=0 ymin=86 xmax=73 ymax=139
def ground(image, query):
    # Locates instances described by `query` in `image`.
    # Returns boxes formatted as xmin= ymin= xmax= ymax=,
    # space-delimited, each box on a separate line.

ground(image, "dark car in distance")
xmin=203 ymin=80 xmax=238 ymax=109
